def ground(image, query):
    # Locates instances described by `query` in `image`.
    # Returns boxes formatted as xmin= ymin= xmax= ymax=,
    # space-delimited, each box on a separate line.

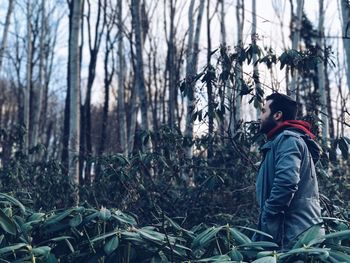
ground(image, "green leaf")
xmin=328 ymin=250 xmax=350 ymax=262
xmin=138 ymin=228 xmax=165 ymax=244
xmin=237 ymin=226 xmax=273 ymax=240
xmin=113 ymin=210 xmax=137 ymax=225
xmin=251 ymin=256 xmax=276 ymax=263
xmin=0 ymin=209 xmax=17 ymax=235
xmin=192 ymin=226 xmax=223 ymax=249
xmin=338 ymin=137 xmax=349 ymax=159
xmin=279 ymin=247 xmax=330 ymax=259
xmin=228 ymin=247 xmax=243 ymax=261
xmin=325 ymin=230 xmax=350 ymax=241
xmin=91 ymin=231 xmax=118 ymax=243
xmin=28 ymin=213 xmax=45 ymax=221
xmin=229 ymin=227 xmax=251 ymax=245
xmin=257 ymin=251 xmax=274 ymax=259
xmin=196 ymin=254 xmax=231 ymax=262
xmin=46 ymin=254 xmax=59 ymax=263
xmin=238 ymin=241 xmax=279 ymax=249
xmin=65 ymin=239 xmax=75 ymax=253
xmin=99 ymin=207 xmax=111 ymax=221
xmin=104 ymin=236 xmax=119 ymax=255
xmin=293 ymin=224 xmax=324 ymax=248
xmin=0 ymin=243 xmax=28 ymax=255
xmin=45 ymin=207 xmax=84 ymax=225
xmin=69 ymin=214 xmax=82 ymax=227
xmin=49 ymin=236 xmax=74 ymax=242
xmin=0 ymin=193 xmax=26 ymax=213
xmin=32 ymin=246 xmax=51 ymax=256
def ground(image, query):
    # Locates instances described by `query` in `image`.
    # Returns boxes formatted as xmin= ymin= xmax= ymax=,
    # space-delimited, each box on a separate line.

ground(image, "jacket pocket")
xmin=261 ymin=211 xmax=284 ymax=244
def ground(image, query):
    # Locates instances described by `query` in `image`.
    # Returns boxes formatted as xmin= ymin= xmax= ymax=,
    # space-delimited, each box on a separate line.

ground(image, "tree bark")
xmin=167 ymin=0 xmax=176 ymax=128
xmin=0 ymin=0 xmax=15 ymax=73
xmin=341 ymin=0 xmax=350 ymax=93
xmin=24 ymin=0 xmax=32 ymax=153
xmin=68 ymin=0 xmax=82 ymax=189
xmin=81 ymin=0 xmax=105 ymax=184
xmin=252 ymin=0 xmax=262 ymax=119
xmin=289 ymin=0 xmax=304 ymax=100
xmin=117 ymin=0 xmax=127 ymax=155
xmin=30 ymin=0 xmax=45 ymax=152
xmin=232 ymin=0 xmax=244 ymax=135
xmin=131 ymin=0 xmax=149 ymax=132
xmin=184 ymin=0 xmax=205 ymax=158
xmin=206 ymin=0 xmax=213 ymax=159
xmin=317 ymin=0 xmax=328 ymax=146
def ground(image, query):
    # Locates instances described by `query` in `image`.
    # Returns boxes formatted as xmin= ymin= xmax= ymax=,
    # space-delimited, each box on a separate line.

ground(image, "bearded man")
xmin=254 ymin=93 xmax=323 ymax=249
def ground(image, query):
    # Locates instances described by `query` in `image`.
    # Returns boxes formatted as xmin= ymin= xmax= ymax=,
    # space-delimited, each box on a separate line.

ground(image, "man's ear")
xmin=273 ymin=111 xmax=283 ymax=121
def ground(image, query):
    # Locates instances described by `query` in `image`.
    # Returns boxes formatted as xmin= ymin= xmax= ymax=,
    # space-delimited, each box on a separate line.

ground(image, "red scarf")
xmin=267 ymin=120 xmax=315 ymax=140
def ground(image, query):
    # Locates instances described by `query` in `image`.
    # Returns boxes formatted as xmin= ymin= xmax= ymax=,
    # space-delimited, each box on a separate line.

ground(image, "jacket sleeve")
xmin=260 ymin=135 xmax=302 ymax=242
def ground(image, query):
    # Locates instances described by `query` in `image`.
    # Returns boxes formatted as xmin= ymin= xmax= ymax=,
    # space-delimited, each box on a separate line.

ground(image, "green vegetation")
xmin=0 ymin=126 xmax=349 ymax=262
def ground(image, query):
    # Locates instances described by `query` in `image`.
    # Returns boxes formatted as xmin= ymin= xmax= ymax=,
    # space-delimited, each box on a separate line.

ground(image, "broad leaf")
xmin=104 ymin=236 xmax=119 ymax=255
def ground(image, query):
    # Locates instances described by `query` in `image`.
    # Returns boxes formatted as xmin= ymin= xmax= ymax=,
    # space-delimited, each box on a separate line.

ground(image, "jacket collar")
xmin=267 ymin=120 xmax=315 ymax=140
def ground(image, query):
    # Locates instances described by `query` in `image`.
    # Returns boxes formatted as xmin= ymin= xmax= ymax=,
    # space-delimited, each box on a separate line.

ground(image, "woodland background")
xmin=0 ymin=0 xmax=349 ymax=262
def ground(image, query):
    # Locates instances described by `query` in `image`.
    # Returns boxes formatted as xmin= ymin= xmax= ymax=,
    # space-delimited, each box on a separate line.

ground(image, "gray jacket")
xmin=255 ymin=129 xmax=323 ymax=248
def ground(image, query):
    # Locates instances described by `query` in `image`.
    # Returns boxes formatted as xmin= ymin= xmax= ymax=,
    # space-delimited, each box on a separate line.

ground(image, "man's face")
xmin=259 ymin=100 xmax=278 ymax=134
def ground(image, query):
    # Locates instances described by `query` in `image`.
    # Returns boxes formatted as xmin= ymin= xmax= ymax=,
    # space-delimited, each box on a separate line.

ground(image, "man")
xmin=254 ymin=93 xmax=323 ymax=249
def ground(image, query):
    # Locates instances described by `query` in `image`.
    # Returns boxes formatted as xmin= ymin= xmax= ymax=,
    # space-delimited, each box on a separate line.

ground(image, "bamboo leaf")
xmin=0 ymin=243 xmax=28 ymax=255
xmin=293 ymin=224 xmax=324 ymax=248
xmin=0 ymin=193 xmax=26 ymax=213
xmin=0 ymin=209 xmax=17 ymax=235
xmin=325 ymin=230 xmax=350 ymax=241
xmin=229 ymin=227 xmax=251 ymax=245
xmin=251 ymin=256 xmax=276 ymax=263
xmin=104 ymin=236 xmax=119 ymax=255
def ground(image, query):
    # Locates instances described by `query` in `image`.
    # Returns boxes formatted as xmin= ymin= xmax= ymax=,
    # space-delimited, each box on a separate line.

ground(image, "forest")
xmin=0 ymin=0 xmax=349 ymax=262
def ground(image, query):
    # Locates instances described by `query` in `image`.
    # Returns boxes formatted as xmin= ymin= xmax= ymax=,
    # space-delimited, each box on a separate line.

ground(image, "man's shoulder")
xmin=272 ymin=129 xmax=305 ymax=148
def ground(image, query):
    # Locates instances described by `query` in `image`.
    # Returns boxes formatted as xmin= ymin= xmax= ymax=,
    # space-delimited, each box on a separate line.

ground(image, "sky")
xmin=0 ymin=0 xmax=348 ymax=134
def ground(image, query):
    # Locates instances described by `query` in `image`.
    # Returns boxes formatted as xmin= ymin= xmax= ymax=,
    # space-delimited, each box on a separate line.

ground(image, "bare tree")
xmin=252 ymin=0 xmax=262 ymax=118
xmin=341 ymin=0 xmax=350 ymax=93
xmin=0 ymin=0 xmax=15 ymax=73
xmin=289 ymin=0 xmax=304 ymax=99
xmin=117 ymin=0 xmax=127 ymax=155
xmin=184 ymin=0 xmax=205 ymax=157
xmin=231 ymin=0 xmax=244 ymax=134
xmin=68 ymin=0 xmax=83 ymax=188
xmin=24 ymin=0 xmax=33 ymax=153
xmin=30 ymin=0 xmax=46 ymax=152
xmin=131 ymin=0 xmax=149 ymax=131
xmin=81 ymin=0 xmax=106 ymax=183
xmin=166 ymin=0 xmax=176 ymax=128
xmin=317 ymin=0 xmax=328 ymax=145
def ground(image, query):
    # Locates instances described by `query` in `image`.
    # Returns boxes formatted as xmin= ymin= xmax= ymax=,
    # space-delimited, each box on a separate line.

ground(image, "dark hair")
xmin=265 ymin=93 xmax=298 ymax=120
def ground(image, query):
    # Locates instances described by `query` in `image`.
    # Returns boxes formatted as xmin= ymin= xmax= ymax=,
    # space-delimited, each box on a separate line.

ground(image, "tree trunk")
xmin=341 ymin=0 xmax=350 ymax=93
xmin=97 ymin=13 xmax=115 ymax=179
xmin=31 ymin=0 xmax=45 ymax=153
xmin=289 ymin=0 xmax=304 ymax=100
xmin=206 ymin=0 xmax=213 ymax=159
xmin=219 ymin=0 xmax=227 ymax=136
xmin=317 ymin=0 xmax=328 ymax=146
xmin=167 ymin=0 xmax=176 ymax=128
xmin=184 ymin=0 xmax=205 ymax=158
xmin=252 ymin=0 xmax=262 ymax=118
xmin=0 ymin=0 xmax=15 ymax=72
xmin=131 ymin=0 xmax=148 ymax=132
xmin=24 ymin=0 xmax=32 ymax=153
xmin=325 ymin=51 xmax=334 ymax=140
xmin=68 ymin=0 xmax=82 ymax=191
xmin=232 ymin=0 xmax=244 ymax=135
xmin=117 ymin=0 xmax=127 ymax=155
xmin=81 ymin=0 xmax=105 ymax=184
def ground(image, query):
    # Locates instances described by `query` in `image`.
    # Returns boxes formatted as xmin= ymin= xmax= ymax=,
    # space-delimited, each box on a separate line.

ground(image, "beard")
xmin=259 ymin=115 xmax=277 ymax=134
